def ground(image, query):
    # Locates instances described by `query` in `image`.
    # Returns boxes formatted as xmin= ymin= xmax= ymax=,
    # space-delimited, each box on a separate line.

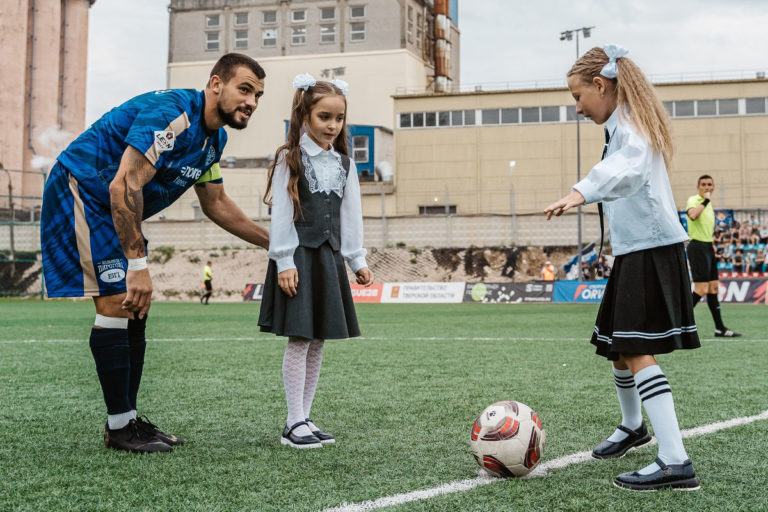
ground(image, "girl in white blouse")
xmin=545 ymin=45 xmax=701 ymax=491
xmin=259 ymin=75 xmax=373 ymax=449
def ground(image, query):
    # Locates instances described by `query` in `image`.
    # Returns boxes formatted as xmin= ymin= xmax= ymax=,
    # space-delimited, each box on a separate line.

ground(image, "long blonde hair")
xmin=263 ymin=81 xmax=349 ymax=219
xmin=568 ymin=47 xmax=673 ymax=168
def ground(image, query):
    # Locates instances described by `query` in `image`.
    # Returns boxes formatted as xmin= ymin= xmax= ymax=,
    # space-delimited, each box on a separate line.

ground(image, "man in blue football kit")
xmin=40 ymin=53 xmax=269 ymax=453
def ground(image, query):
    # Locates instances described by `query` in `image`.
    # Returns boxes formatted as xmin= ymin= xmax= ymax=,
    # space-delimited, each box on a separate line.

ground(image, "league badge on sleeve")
xmin=154 ymin=130 xmax=176 ymax=152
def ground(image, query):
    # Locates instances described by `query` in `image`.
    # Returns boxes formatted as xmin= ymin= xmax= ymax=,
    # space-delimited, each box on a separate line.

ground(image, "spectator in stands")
xmin=749 ymin=224 xmax=760 ymax=245
xmin=756 ymin=246 xmax=767 ymax=273
xmin=729 ymin=222 xmax=740 ymax=245
xmin=759 ymin=224 xmax=768 ymax=244
xmin=719 ymin=243 xmax=732 ymax=264
xmin=685 ymin=174 xmax=741 ymax=337
xmin=732 ymin=249 xmax=745 ymax=273
xmin=541 ymin=261 xmax=556 ymax=281
xmin=581 ymin=261 xmax=592 ymax=281
xmin=739 ymin=223 xmax=752 ymax=244
xmin=595 ymin=255 xmax=612 ymax=279
xmin=712 ymin=227 xmax=724 ymax=245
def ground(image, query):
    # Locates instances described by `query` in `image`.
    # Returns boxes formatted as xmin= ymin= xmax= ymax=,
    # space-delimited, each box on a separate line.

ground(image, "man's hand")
xmin=544 ymin=190 xmax=585 ymax=220
xmin=355 ymin=267 xmax=373 ymax=286
xmin=278 ymin=268 xmax=299 ymax=297
xmin=122 ymin=268 xmax=153 ymax=319
xmin=702 ymin=191 xmax=712 ymax=200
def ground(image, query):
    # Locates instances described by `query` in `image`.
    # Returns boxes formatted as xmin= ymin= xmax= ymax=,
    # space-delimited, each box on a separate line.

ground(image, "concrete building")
xmin=0 ymin=0 xmax=94 ymax=211
xmin=392 ymin=78 xmax=768 ymax=217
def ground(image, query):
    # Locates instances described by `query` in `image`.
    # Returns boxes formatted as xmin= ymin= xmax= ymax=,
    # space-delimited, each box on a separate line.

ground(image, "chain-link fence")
xmin=0 ymin=167 xmax=46 ymax=298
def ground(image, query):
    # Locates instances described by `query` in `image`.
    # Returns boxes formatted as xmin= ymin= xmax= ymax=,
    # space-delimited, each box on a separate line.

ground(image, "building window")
xmin=521 ymin=107 xmax=539 ymax=123
xmin=350 ymin=22 xmax=365 ymax=41
xmin=745 ymin=97 xmax=767 ymax=114
xmin=674 ymin=100 xmax=694 ymax=117
xmin=424 ymin=112 xmax=437 ymax=127
xmin=262 ymin=10 xmax=277 ymax=24
xmin=412 ymin=112 xmax=424 ymax=128
xmin=416 ymin=13 xmax=423 ymax=49
xmin=206 ymin=32 xmax=220 ymax=51
xmin=697 ymin=99 xmax=716 ymax=116
xmin=353 ymin=136 xmax=369 ymax=163
xmin=420 ymin=205 xmax=456 ymax=215
xmin=438 ymin=111 xmax=450 ymax=126
xmin=262 ymin=29 xmax=277 ymax=47
xmin=501 ymin=108 xmax=519 ymax=124
xmin=407 ymin=6 xmax=413 ymax=43
xmin=234 ymin=12 xmax=248 ymax=26
xmin=205 ymin=14 xmax=220 ymax=28
xmin=321 ymin=7 xmax=336 ymax=20
xmin=234 ymin=30 xmax=248 ymax=49
xmin=463 ymin=109 xmax=476 ymax=125
xmin=399 ymin=113 xmax=412 ymax=128
xmin=321 ymin=24 xmax=336 ymax=43
xmin=350 ymin=5 xmax=366 ymax=18
xmin=541 ymin=106 xmax=559 ymax=122
xmin=450 ymin=110 xmax=463 ymax=126
xmin=718 ymin=98 xmax=738 ymax=115
xmin=482 ymin=109 xmax=500 ymax=125
xmin=292 ymin=10 xmax=306 ymax=23
xmin=291 ymin=26 xmax=307 ymax=45
xmin=662 ymin=101 xmax=673 ymax=117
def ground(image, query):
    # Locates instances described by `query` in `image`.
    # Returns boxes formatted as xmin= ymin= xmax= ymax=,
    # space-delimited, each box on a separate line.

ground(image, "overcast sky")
xmin=86 ymin=0 xmax=768 ymax=124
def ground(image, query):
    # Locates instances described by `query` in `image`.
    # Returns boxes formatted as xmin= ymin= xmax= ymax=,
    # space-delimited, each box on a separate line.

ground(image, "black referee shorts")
xmin=687 ymin=240 xmax=718 ymax=282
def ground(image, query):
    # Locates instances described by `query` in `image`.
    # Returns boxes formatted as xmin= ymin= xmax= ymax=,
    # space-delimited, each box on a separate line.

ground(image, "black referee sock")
xmin=89 ymin=328 xmax=131 ymax=414
xmin=706 ymin=294 xmax=726 ymax=331
xmin=127 ymin=316 xmax=147 ymax=411
xmin=691 ymin=292 xmax=702 ymax=309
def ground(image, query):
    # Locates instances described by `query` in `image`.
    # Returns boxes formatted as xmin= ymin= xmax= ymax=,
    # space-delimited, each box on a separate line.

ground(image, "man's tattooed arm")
xmin=109 ymin=146 xmax=157 ymax=258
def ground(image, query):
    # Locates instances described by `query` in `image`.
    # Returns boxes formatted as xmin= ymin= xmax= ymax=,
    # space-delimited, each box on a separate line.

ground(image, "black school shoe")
xmin=281 ymin=421 xmax=322 ymax=449
xmin=592 ymin=422 xmax=652 ymax=459
xmin=614 ymin=457 xmax=700 ymax=491
xmin=306 ymin=418 xmax=335 ymax=445
xmin=135 ymin=416 xmax=185 ymax=446
xmin=715 ymin=328 xmax=742 ymax=338
xmin=103 ymin=419 xmax=172 ymax=453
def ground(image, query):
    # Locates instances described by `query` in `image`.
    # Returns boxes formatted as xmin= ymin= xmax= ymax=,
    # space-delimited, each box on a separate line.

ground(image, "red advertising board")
xmin=350 ymin=282 xmax=383 ymax=303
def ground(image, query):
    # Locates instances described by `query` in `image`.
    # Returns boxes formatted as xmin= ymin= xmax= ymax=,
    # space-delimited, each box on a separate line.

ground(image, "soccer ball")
xmin=470 ymin=401 xmax=546 ymax=478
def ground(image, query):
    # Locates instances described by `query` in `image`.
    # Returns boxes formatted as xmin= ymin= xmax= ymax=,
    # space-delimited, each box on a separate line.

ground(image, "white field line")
xmin=321 ymin=409 xmax=768 ymax=512
xmin=2 ymin=336 xmax=767 ymax=345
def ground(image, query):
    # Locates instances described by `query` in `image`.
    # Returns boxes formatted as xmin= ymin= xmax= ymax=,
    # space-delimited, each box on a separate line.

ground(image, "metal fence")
xmin=0 ymin=167 xmax=46 ymax=298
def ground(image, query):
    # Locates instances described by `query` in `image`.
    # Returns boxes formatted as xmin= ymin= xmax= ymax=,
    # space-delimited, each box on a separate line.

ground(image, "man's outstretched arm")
xmin=195 ymin=181 xmax=269 ymax=249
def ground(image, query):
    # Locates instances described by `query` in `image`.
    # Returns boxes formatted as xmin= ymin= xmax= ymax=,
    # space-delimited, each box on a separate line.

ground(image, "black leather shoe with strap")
xmin=306 ymin=418 xmax=335 ymax=445
xmin=614 ymin=458 xmax=701 ymax=491
xmin=135 ymin=416 xmax=185 ymax=446
xmin=281 ymin=421 xmax=322 ymax=449
xmin=592 ymin=422 xmax=652 ymax=459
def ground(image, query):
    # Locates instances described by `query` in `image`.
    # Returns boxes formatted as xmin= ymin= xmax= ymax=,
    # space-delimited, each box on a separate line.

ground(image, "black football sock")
xmin=89 ymin=327 xmax=131 ymax=416
xmin=706 ymin=293 xmax=726 ymax=330
xmin=691 ymin=292 xmax=701 ymax=309
xmin=127 ymin=315 xmax=147 ymax=411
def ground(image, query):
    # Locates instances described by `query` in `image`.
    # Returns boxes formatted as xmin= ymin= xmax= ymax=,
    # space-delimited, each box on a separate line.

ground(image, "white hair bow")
xmin=600 ymin=44 xmax=628 ymax=79
xmin=292 ymin=73 xmax=317 ymax=91
xmin=329 ymin=79 xmax=349 ymax=96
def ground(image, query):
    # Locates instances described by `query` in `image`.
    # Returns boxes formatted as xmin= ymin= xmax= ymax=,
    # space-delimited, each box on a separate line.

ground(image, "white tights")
xmin=283 ymin=337 xmax=324 ymax=437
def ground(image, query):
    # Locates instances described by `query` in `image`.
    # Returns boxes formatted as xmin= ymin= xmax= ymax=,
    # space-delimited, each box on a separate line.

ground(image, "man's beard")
xmin=217 ymin=103 xmax=251 ymax=130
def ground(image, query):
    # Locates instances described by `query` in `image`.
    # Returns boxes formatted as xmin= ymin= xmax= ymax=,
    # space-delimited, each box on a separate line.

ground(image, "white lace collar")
xmin=300 ymin=133 xmax=346 ymax=197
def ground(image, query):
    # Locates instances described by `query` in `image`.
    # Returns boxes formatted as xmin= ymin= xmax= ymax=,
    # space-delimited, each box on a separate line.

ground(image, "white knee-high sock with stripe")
xmin=607 ymin=367 xmax=643 ymax=442
xmin=635 ymin=364 xmax=689 ymax=474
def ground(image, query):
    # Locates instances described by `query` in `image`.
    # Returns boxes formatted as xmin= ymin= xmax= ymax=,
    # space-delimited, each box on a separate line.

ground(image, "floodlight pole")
xmin=561 ymin=26 xmax=594 ymax=280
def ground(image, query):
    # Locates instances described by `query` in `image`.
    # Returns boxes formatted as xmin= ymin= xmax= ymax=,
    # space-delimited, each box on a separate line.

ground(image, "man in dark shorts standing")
xmin=201 ymin=261 xmax=213 ymax=305
xmin=40 ymin=53 xmax=270 ymax=453
xmin=685 ymin=175 xmax=741 ymax=338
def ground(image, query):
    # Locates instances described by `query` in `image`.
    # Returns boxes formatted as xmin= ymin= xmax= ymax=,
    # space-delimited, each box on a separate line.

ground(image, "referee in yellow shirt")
xmin=201 ymin=261 xmax=213 ymax=305
xmin=685 ymin=175 xmax=741 ymax=337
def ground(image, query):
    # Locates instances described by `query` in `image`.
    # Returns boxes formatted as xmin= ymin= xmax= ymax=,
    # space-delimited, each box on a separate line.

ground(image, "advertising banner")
xmin=381 ymin=282 xmax=466 ymax=303
xmin=464 ymin=282 xmax=554 ymax=303
xmin=350 ymin=282 xmax=383 ymax=303
xmin=242 ymin=283 xmax=264 ymax=301
xmin=718 ymin=278 xmax=767 ymax=304
xmin=552 ymin=279 xmax=609 ymax=303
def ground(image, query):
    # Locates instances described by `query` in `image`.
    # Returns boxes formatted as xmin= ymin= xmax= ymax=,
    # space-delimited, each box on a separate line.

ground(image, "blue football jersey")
xmin=56 ymin=89 xmax=227 ymax=219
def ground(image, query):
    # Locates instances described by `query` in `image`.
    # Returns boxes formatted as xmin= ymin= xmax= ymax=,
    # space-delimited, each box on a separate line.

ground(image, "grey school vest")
xmin=294 ymin=151 xmax=351 ymax=251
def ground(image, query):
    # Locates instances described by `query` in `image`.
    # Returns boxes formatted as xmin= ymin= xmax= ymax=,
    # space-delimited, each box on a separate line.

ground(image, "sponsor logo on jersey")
xmin=180 ymin=166 xmax=203 ymax=180
xmin=97 ymin=258 xmax=126 ymax=283
xmin=154 ymin=130 xmax=175 ymax=152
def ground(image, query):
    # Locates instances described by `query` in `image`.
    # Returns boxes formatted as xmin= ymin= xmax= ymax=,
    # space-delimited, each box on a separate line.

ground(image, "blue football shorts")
xmin=40 ymin=162 xmax=143 ymax=298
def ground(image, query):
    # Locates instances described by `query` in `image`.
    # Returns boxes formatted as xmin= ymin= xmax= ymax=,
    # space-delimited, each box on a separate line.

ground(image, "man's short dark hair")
xmin=209 ymin=53 xmax=266 ymax=84
xmin=698 ymin=174 xmax=714 ymax=185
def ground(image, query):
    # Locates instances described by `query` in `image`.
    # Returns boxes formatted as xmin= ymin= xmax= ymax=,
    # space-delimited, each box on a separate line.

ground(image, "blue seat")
xmin=757 ymin=243 xmax=766 ymax=250
xmin=743 ymin=244 xmax=754 ymax=251
xmin=725 ymin=262 xmax=733 ymax=270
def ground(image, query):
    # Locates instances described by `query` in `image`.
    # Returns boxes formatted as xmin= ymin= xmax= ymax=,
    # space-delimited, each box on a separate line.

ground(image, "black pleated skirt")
xmin=258 ymin=243 xmax=361 ymax=340
xmin=591 ymin=243 xmax=701 ymax=361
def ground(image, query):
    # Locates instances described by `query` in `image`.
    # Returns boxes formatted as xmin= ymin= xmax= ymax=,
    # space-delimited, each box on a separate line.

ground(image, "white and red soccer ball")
xmin=470 ymin=401 xmax=546 ymax=477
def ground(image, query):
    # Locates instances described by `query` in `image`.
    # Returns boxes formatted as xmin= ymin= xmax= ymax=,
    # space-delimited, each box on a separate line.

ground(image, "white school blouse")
xmin=268 ymin=133 xmax=368 ymax=273
xmin=572 ymin=108 xmax=688 ymax=256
